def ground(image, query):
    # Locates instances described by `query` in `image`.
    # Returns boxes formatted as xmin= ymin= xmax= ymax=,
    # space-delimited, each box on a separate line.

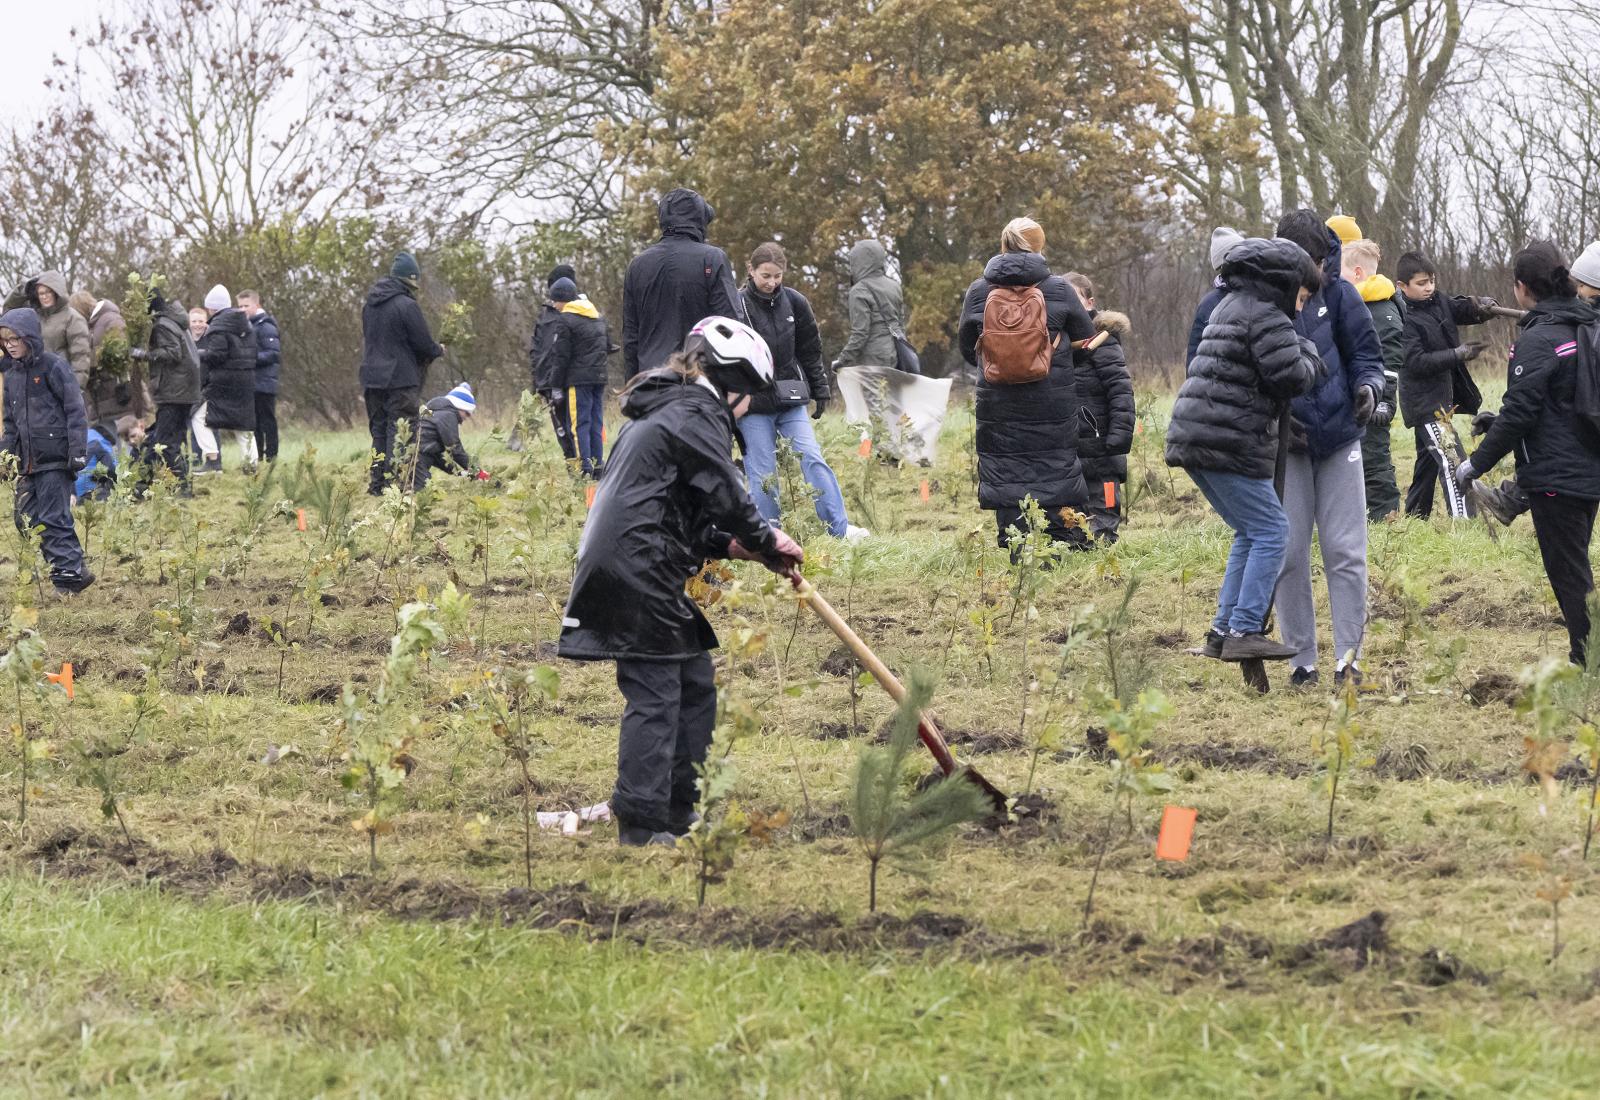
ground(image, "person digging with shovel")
xmin=558 ymin=316 xmax=803 ymax=847
xmin=1165 ymin=237 xmax=1325 ymax=664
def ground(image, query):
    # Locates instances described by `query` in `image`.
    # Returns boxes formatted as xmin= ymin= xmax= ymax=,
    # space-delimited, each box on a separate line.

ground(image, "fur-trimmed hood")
xmin=1094 ymin=310 xmax=1131 ymax=338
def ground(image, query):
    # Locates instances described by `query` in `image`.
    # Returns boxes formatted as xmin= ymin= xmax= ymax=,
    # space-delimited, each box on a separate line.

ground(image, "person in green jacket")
xmin=1334 ymin=231 xmax=1403 ymax=520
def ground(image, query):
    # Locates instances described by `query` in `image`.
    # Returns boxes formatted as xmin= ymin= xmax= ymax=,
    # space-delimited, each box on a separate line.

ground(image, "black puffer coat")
xmin=416 ymin=396 xmax=471 ymax=473
xmin=558 ymin=372 xmax=779 ymax=661
xmin=359 ymin=277 xmax=443 ymax=391
xmin=958 ymin=251 xmax=1094 ymax=510
xmin=1165 ymin=239 xmax=1324 ymax=478
xmin=251 ymin=311 xmax=281 ymax=395
xmin=1398 ymin=291 xmax=1490 ymax=427
xmin=621 ymin=190 xmax=742 ymax=379
xmin=0 ymin=308 xmax=88 ymax=475
xmin=1469 ymin=298 xmax=1600 ymax=499
xmin=1076 ymin=311 xmax=1136 ymax=483
xmin=147 ymin=300 xmax=201 ymax=407
xmin=199 ymin=307 xmax=257 ymax=431
xmin=741 ymin=283 xmax=829 ymax=415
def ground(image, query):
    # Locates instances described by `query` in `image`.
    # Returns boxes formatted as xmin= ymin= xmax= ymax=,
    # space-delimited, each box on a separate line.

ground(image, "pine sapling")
xmin=850 ymin=670 xmax=990 ymax=913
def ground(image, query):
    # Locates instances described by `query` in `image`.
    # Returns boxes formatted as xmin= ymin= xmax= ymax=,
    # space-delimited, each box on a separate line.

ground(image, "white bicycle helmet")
xmin=684 ymin=316 xmax=774 ymax=395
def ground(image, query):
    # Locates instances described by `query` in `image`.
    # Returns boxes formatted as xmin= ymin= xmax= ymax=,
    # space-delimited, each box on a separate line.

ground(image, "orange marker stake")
xmin=858 ymin=437 xmax=872 ymax=458
xmin=1103 ymin=481 xmax=1117 ymax=509
xmin=919 ymin=478 xmax=931 ymax=503
xmin=585 ymin=484 xmax=597 ymax=509
xmin=295 ymin=508 xmax=308 ymax=532
xmin=1155 ymin=805 xmax=1197 ymax=862
xmin=1135 ymin=419 xmax=1145 ymax=435
xmin=47 ymin=662 xmax=74 ymax=700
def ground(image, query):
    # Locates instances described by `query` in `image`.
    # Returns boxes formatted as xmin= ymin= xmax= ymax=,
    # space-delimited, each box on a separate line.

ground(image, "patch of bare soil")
xmin=1157 ymin=740 xmax=1311 ymax=779
xmin=1467 ymin=671 xmax=1521 ymax=708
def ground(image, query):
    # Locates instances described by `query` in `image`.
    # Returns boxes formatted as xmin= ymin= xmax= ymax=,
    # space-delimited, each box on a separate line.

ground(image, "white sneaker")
xmin=843 ymin=525 xmax=871 ymax=543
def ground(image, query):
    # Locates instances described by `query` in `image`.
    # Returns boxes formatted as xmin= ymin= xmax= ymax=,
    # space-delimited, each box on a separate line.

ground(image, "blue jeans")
xmin=1187 ymin=468 xmax=1288 ymax=635
xmin=740 ymin=405 xmax=850 ymax=536
xmin=574 ymin=385 xmax=605 ymax=475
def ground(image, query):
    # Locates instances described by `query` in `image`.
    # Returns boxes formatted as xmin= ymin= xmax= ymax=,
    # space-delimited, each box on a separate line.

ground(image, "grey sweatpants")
xmin=1277 ymin=438 xmax=1369 ymax=670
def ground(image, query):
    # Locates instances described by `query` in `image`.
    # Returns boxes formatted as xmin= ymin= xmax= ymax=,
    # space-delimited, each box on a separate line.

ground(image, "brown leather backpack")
xmin=978 ymin=285 xmax=1055 ymax=384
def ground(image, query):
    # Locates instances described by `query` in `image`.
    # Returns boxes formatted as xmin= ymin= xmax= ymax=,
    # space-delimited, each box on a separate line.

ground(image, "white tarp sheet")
xmin=834 ymin=365 xmax=953 ymax=466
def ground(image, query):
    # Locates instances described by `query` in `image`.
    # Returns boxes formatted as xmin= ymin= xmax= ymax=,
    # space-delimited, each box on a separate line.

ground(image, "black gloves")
xmin=70 ymin=455 xmax=87 ymax=472
xmin=1371 ymin=401 xmax=1394 ymax=428
xmin=1471 ymin=410 xmax=1497 ymax=437
xmin=811 ymin=395 xmax=828 ymax=420
xmin=1353 ymin=383 xmax=1378 ymax=426
xmin=1455 ymin=342 xmax=1487 ymax=363
xmin=1475 ymin=296 xmax=1499 ymax=318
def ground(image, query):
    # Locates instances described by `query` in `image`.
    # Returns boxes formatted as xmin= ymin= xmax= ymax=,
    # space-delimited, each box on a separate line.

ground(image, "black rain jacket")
xmin=1076 ymin=311 xmax=1136 ymax=484
xmin=147 ymin=300 xmax=202 ymax=407
xmin=199 ymin=307 xmax=258 ymax=430
xmin=958 ymin=250 xmax=1095 ymax=510
xmin=359 ymin=276 xmax=443 ymax=391
xmin=0 ymin=307 xmax=88 ymax=474
xmin=1470 ymin=297 xmax=1600 ymax=499
xmin=251 ymin=311 xmax=282 ymax=395
xmin=559 ymin=371 xmax=779 ymax=661
xmin=1165 ymin=239 xmax=1324 ymax=478
xmin=622 ymin=190 xmax=742 ymax=378
xmin=416 ymin=395 xmax=471 ymax=474
xmin=741 ymin=282 xmax=829 ymax=415
xmin=1398 ymin=290 xmax=1490 ymax=427
xmin=546 ymin=300 xmax=613 ymax=389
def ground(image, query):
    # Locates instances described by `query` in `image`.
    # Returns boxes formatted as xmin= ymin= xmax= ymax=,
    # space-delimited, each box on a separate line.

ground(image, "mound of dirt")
xmin=1284 ymin=909 xmax=1389 ymax=970
xmin=1467 ymin=672 xmax=1520 ymax=708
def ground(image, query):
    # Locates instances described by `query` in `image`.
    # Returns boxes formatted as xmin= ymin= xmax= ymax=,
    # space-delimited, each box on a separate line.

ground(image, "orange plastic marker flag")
xmin=1102 ymin=481 xmax=1117 ymax=509
xmin=585 ymin=484 xmax=597 ymax=509
xmin=47 ymin=662 xmax=74 ymax=700
xmin=858 ymin=437 xmax=872 ymax=458
xmin=1155 ymin=805 xmax=1197 ymax=862
xmin=919 ymin=478 xmax=931 ymax=503
xmin=295 ymin=508 xmax=308 ymax=532
xmin=1135 ymin=419 xmax=1145 ymax=435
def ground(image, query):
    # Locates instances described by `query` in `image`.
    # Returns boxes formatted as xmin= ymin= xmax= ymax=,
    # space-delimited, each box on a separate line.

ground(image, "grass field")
xmin=3 ymin=393 xmax=1600 ymax=1098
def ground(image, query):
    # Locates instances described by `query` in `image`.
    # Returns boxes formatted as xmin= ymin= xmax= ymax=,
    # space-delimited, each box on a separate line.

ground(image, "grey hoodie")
xmin=838 ymin=240 xmax=904 ymax=368
xmin=5 ymin=272 xmax=92 ymax=390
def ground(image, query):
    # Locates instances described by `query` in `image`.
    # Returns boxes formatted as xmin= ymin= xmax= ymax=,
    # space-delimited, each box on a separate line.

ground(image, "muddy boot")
xmin=1289 ymin=666 xmax=1319 ymax=690
xmin=1221 ymin=632 xmax=1297 ymax=662
xmin=1472 ymin=479 xmax=1528 ymax=526
xmin=1201 ymin=629 xmax=1225 ymax=659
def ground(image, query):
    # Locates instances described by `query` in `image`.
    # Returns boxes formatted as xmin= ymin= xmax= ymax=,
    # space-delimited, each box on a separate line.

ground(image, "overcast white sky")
xmin=15 ymin=0 xmax=106 ymax=106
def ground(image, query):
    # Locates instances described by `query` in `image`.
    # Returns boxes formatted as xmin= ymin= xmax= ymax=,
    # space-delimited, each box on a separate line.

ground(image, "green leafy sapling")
xmin=0 ymin=606 xmax=55 ymax=825
xmin=1310 ymin=667 xmax=1375 ymax=846
xmin=850 ymin=670 xmax=991 ymax=913
xmin=341 ymin=600 xmax=449 ymax=872
xmin=479 ymin=664 xmax=560 ymax=889
xmin=1082 ymin=687 xmax=1174 ymax=925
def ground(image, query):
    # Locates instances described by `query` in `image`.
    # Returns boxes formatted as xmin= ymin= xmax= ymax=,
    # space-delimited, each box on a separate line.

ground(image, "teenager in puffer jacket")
xmin=1165 ymin=237 xmax=1324 ymax=664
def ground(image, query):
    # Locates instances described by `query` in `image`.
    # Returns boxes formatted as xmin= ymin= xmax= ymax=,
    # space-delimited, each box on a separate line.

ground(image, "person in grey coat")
xmin=836 ymin=240 xmax=908 ymax=370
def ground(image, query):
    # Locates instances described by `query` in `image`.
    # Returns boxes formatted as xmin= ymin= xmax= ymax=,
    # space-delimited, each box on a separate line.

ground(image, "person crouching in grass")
xmin=1165 ymin=238 xmax=1323 ymax=662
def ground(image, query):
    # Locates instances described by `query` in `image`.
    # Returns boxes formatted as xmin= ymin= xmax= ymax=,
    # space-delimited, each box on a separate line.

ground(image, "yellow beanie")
xmin=1325 ymin=214 xmax=1362 ymax=244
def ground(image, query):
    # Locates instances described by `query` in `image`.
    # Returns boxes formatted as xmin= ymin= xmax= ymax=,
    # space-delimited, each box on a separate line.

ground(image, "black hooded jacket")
xmin=558 ymin=372 xmax=779 ymax=661
xmin=740 ymin=282 xmax=828 ymax=415
xmin=199 ymin=307 xmax=258 ymax=431
xmin=1398 ymin=290 xmax=1490 ymax=427
xmin=147 ymin=299 xmax=201 ymax=407
xmin=0 ymin=307 xmax=88 ymax=475
xmin=1469 ymin=297 xmax=1600 ymax=499
xmin=359 ymin=276 xmax=443 ymax=391
xmin=1076 ymin=311 xmax=1136 ymax=483
xmin=546 ymin=300 xmax=613 ymax=389
xmin=251 ymin=311 xmax=282 ymax=395
xmin=1165 ymin=239 xmax=1324 ymax=478
xmin=958 ymin=251 xmax=1095 ymax=510
xmin=416 ymin=396 xmax=471 ymax=473
xmin=622 ymin=190 xmax=742 ymax=379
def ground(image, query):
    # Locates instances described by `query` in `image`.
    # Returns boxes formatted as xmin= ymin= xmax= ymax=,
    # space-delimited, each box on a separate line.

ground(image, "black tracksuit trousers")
xmin=16 ymin=470 xmax=87 ymax=585
xmin=612 ymin=652 xmax=716 ymax=833
xmin=1528 ymin=492 xmax=1599 ymax=666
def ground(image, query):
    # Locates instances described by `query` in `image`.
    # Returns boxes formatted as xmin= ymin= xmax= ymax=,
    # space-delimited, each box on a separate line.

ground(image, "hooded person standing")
xmin=130 ymin=288 xmax=201 ymax=490
xmin=360 ymin=252 xmax=445 ymax=494
xmin=837 ymin=240 xmax=911 ymax=371
xmin=530 ymin=264 xmax=579 ymax=462
xmin=958 ymin=217 xmax=1095 ymax=550
xmin=1186 ymin=228 xmax=1245 ymax=366
xmin=75 ymin=294 xmax=149 ymax=428
xmin=544 ymin=277 xmax=614 ymax=476
xmin=237 ymin=290 xmax=281 ymax=463
xmin=0 ymin=308 xmax=93 ymax=594
xmin=622 ymin=188 xmax=742 ymax=379
xmin=198 ymin=284 xmax=259 ymax=473
xmin=7 ymin=272 xmax=92 ymax=392
xmin=559 ymin=316 xmax=801 ymax=846
xmin=1272 ymin=209 xmax=1387 ymax=688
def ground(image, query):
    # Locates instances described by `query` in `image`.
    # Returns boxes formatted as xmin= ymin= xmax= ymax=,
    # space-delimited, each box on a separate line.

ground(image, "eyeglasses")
xmin=0 ymin=334 xmax=23 ymax=347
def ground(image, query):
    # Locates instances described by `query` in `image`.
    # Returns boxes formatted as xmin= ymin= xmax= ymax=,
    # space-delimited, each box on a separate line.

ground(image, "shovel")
xmin=783 ymin=569 xmax=1009 ymax=811
xmin=1487 ymin=305 xmax=1528 ymax=321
